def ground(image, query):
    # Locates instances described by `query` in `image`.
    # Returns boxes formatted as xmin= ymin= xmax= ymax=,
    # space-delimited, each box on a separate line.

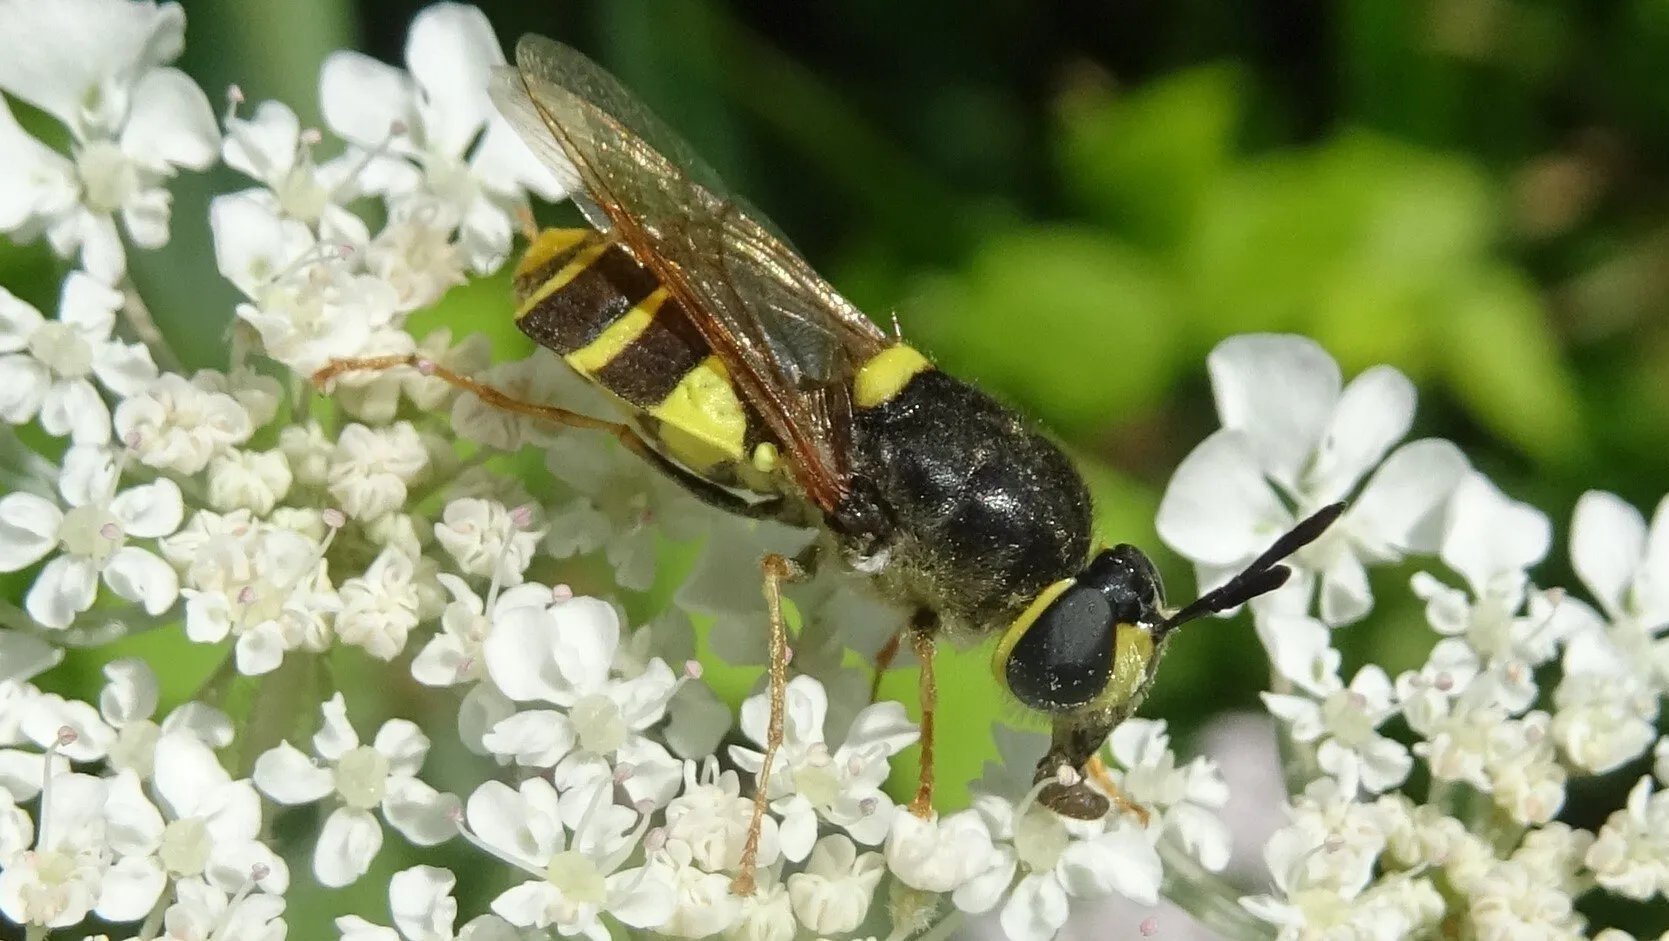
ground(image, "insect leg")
xmin=313 ymin=354 xmax=791 ymax=521
xmin=1084 ymin=754 xmax=1151 ymax=827
xmin=906 ymin=608 xmax=939 ymax=818
xmin=731 ymin=552 xmax=803 ymax=896
xmin=869 ymin=630 xmax=902 ymax=703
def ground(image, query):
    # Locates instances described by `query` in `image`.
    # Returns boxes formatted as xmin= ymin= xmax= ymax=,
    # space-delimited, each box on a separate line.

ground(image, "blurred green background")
xmin=8 ymin=0 xmax=1669 ymax=934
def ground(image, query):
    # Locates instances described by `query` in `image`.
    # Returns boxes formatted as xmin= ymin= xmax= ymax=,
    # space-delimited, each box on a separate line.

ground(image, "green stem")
xmin=1159 ymin=841 xmax=1277 ymax=941
xmin=24 ymin=925 xmax=49 ymax=941
xmin=136 ymin=883 xmax=171 ymax=941
xmin=119 ymin=277 xmax=183 ymax=374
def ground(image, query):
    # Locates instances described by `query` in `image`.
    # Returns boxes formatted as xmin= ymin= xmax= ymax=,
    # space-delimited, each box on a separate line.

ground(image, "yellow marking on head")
xmin=650 ymin=355 xmax=747 ymax=471
xmin=751 ymin=441 xmax=779 ymax=474
xmin=854 ymin=344 xmax=932 ymax=409
xmin=1094 ymin=624 xmax=1155 ymax=709
xmin=513 ymin=238 xmax=612 ymax=320
xmin=514 ymin=228 xmax=592 ymax=283
xmin=991 ymin=577 xmax=1075 ymax=687
xmin=563 ymin=287 xmax=670 ymax=374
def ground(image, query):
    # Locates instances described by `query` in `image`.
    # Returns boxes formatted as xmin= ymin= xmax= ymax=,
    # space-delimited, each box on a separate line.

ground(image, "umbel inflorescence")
xmin=0 ymin=3 xmax=1666 ymax=941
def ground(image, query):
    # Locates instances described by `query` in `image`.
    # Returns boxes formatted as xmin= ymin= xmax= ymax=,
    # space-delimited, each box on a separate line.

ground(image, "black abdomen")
xmin=849 ymin=369 xmax=1092 ymax=635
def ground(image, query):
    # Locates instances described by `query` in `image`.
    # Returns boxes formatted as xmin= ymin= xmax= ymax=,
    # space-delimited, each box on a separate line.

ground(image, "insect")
xmin=313 ymin=35 xmax=1342 ymax=893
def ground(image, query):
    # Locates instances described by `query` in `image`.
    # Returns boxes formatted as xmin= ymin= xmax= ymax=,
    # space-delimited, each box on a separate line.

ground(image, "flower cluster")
xmin=0 ymin=4 xmax=1665 ymax=941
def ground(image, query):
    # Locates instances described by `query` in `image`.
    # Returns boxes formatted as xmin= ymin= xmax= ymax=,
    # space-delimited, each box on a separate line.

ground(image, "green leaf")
xmin=1057 ymin=65 xmax=1245 ymax=250
xmin=908 ymin=225 xmax=1182 ymax=437
xmin=1438 ymin=267 xmax=1585 ymax=467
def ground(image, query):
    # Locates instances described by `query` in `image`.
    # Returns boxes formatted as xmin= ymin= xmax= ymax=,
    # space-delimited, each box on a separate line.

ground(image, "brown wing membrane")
xmin=489 ymin=35 xmax=888 ymax=514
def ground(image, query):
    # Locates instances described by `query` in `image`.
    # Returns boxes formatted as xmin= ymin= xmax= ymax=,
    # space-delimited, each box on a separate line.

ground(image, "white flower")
xmin=206 ymin=448 xmax=292 ymax=516
xmin=1101 ymin=719 xmax=1231 ymax=871
xmin=176 ymin=517 xmax=338 ymax=676
xmin=542 ymin=432 xmax=717 ymax=592
xmin=337 ymin=864 xmax=518 ymax=941
xmin=971 ymin=793 xmax=1162 ymax=941
xmin=411 ymin=573 xmax=549 ymax=688
xmin=222 ymin=98 xmax=365 ymax=237
xmin=1553 ymin=630 xmax=1659 ymax=774
xmin=210 ymin=192 xmax=397 ymax=377
xmin=318 ymin=3 xmax=564 ymax=273
xmin=1259 ymin=614 xmax=1411 ymax=795
xmin=1157 ymin=334 xmax=1469 ymax=625
xmin=1569 ymin=490 xmax=1669 ymax=690
xmin=653 ymin=840 xmax=744 ymax=938
xmin=884 ymin=804 xmax=1004 ymax=895
xmin=1586 ymin=775 xmax=1669 ymax=901
xmin=0 ymin=273 xmax=155 ymax=444
xmin=364 ymin=204 xmax=469 ymax=314
xmin=336 ymin=547 xmax=422 ymax=661
xmin=1240 ymin=798 xmax=1409 ymax=941
xmin=116 ymin=735 xmax=287 ymax=896
xmin=434 ymin=498 xmax=542 ymax=585
xmin=328 ymin=421 xmax=429 ymax=520
xmin=725 ymin=875 xmax=795 ymax=941
xmin=730 ymin=675 xmax=918 ymax=861
xmin=0 ymin=0 xmax=217 ymax=282
xmin=252 ymin=693 xmax=457 ymax=887
xmin=1466 ymin=859 xmax=1585 ymax=941
xmin=115 ymin=371 xmax=254 ymax=475
xmin=0 ymin=444 xmax=181 ymax=628
xmin=1408 ymin=472 xmax=1574 ymax=713
xmin=466 ymin=776 xmax=673 ymax=936
xmin=661 ymin=758 xmax=781 ymax=875
xmin=156 ymin=876 xmax=287 ymax=941
xmin=785 ymin=834 xmax=884 ymax=935
xmin=483 ymin=593 xmax=683 ymax=807
xmin=0 ymin=772 xmax=108 ymax=928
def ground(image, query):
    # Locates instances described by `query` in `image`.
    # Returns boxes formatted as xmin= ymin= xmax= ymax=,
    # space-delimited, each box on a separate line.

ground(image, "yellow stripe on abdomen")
xmin=565 ymin=287 xmax=670 ymax=374
xmin=513 ymin=237 xmax=612 ymax=321
xmin=854 ymin=344 xmax=933 ymax=408
xmin=649 ymin=355 xmax=748 ymax=471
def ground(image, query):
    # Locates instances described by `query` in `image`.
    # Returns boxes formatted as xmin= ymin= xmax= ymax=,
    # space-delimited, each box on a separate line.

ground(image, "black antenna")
xmin=1157 ymin=502 xmax=1346 ymax=636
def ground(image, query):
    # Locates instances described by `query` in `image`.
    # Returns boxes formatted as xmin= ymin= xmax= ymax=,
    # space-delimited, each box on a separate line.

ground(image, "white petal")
xmin=1157 ymin=430 xmax=1292 ymax=566
xmin=153 ymin=733 xmax=231 ymax=817
xmin=1060 ymin=826 xmax=1162 ymax=903
xmin=223 ymin=99 xmax=300 ymax=182
xmin=1207 ymin=334 xmax=1340 ymax=488
xmin=373 ymin=718 xmax=430 ymax=778
xmin=1441 ymin=472 xmax=1550 ymax=594
xmin=314 ymin=692 xmax=360 ymax=759
xmin=1346 ymin=438 xmax=1470 ymax=557
xmin=606 ymin=866 xmax=675 ymax=929
xmin=999 ymin=874 xmax=1071 ymax=941
xmin=58 ymin=441 xmax=117 ymax=507
xmin=483 ymin=709 xmax=575 ymax=767
xmin=1167 ymin=803 xmax=1232 ymax=872
xmin=40 ymin=377 xmax=112 ymax=444
xmin=0 ymin=285 xmax=46 ymax=350
xmin=314 ymin=806 xmax=384 ymax=887
xmin=95 ymin=854 xmax=166 ymax=922
xmin=838 ymin=700 xmax=919 ymax=760
xmin=103 ymin=769 xmax=164 ymax=855
xmin=0 ymin=0 xmax=184 ymax=129
xmin=120 ymin=185 xmax=172 ymax=248
xmin=405 ymin=3 xmax=502 ymax=157
xmin=99 ymin=657 xmax=158 ymax=725
xmin=0 ymin=354 xmax=49 ymax=424
xmin=26 ymin=554 xmax=100 ymax=629
xmin=252 ymin=741 xmax=334 ymax=804
xmin=319 ymin=51 xmax=417 ymax=150
xmin=110 ymin=477 xmax=183 ymax=538
xmin=120 ymin=67 xmax=218 ymax=170
xmin=0 ymin=629 xmax=62 ymax=682
xmin=390 ymin=865 xmax=458 ymax=941
xmin=1305 ymin=365 xmax=1415 ymax=503
xmin=209 ymin=192 xmax=313 ymax=298
xmin=91 ymin=340 xmax=158 ymax=398
xmin=383 ymin=775 xmax=459 ymax=847
xmin=491 ymin=881 xmax=561 ymax=929
xmin=0 ymin=492 xmax=61 ymax=571
xmin=1317 ymin=551 xmax=1372 ymax=626
xmin=208 ymin=839 xmax=290 ymax=896
xmin=1571 ymin=490 xmax=1645 ymax=621
xmin=1355 ymin=736 xmax=1413 ymax=793
xmin=103 ymin=546 xmax=179 ymax=615
xmin=234 ymin=625 xmax=287 ymax=676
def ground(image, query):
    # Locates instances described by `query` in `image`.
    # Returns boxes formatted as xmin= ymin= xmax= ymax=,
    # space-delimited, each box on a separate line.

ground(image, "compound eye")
xmin=1002 ymin=584 xmax=1115 ymax=713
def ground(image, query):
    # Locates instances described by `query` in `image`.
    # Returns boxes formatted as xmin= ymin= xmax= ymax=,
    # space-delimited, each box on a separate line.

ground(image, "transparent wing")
xmin=491 ymin=35 xmax=890 ymax=511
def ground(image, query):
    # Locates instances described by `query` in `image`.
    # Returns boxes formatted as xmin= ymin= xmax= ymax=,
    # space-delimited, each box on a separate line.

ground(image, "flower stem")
xmin=119 ymin=277 xmax=184 ymax=373
xmin=1159 ymin=841 xmax=1277 ymax=941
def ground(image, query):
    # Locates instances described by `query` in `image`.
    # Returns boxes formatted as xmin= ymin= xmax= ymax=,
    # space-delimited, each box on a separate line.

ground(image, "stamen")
xmin=223 ymin=85 xmax=244 ymax=125
xmin=614 ymin=763 xmax=636 ymax=785
xmin=1139 ymin=915 xmax=1159 ymax=936
xmin=552 ymin=584 xmax=574 ymax=603
xmin=1014 ymin=772 xmax=1060 ymax=820
xmin=328 ymin=122 xmax=408 ymax=203
xmin=209 ymin=866 xmax=265 ymax=941
xmin=596 ymin=798 xmax=655 ymax=876
xmin=485 ymin=504 xmax=524 ymax=610
xmin=643 ymin=826 xmax=667 ymax=853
